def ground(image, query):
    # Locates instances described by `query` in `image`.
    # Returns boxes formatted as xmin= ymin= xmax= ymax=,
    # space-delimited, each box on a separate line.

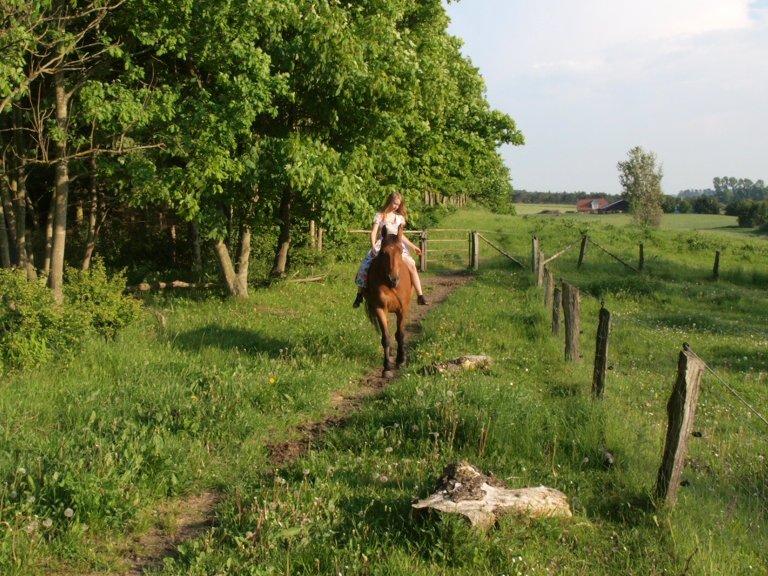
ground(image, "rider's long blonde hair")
xmin=379 ymin=192 xmax=408 ymax=220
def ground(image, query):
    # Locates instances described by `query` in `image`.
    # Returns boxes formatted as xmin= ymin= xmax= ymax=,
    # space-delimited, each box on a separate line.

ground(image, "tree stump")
xmin=413 ymin=462 xmax=572 ymax=530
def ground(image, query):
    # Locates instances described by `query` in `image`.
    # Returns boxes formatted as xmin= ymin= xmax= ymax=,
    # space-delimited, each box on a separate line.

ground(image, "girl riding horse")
xmin=353 ymin=193 xmax=427 ymax=308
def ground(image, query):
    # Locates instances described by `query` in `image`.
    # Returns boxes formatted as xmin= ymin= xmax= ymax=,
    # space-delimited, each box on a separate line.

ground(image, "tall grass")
xmin=155 ymin=209 xmax=766 ymax=576
xmin=1 ymin=209 xmax=766 ymax=574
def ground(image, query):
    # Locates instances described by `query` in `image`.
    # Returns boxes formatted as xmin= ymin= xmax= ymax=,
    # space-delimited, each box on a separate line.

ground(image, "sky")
xmin=445 ymin=0 xmax=768 ymax=195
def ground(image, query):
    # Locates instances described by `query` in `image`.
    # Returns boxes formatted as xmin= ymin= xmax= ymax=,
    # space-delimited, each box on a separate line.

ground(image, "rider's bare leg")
xmin=406 ymin=259 xmax=427 ymax=304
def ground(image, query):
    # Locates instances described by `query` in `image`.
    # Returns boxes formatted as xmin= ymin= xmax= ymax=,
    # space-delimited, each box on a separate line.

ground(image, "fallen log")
xmin=420 ymin=355 xmax=493 ymax=375
xmin=130 ymin=281 xmax=216 ymax=292
xmin=413 ymin=462 xmax=572 ymax=530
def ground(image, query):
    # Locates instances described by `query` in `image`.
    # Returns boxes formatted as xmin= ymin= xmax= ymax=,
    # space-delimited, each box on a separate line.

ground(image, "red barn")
xmin=576 ymin=197 xmax=609 ymax=213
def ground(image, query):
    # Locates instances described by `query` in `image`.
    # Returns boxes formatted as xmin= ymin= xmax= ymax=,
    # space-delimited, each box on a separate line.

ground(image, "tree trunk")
xmin=169 ymin=223 xmax=177 ymax=265
xmin=48 ymin=71 xmax=71 ymax=303
xmin=75 ymin=199 xmax=84 ymax=227
xmin=12 ymin=147 xmax=36 ymax=280
xmin=0 ymin=199 xmax=10 ymax=267
xmin=43 ymin=191 xmax=55 ymax=276
xmin=236 ymin=225 xmax=251 ymax=293
xmin=271 ymin=189 xmax=292 ymax=277
xmin=214 ymin=235 xmax=248 ymax=298
xmin=82 ymin=157 xmax=99 ymax=270
xmin=1 ymin=184 xmax=18 ymax=263
xmin=189 ymin=221 xmax=202 ymax=279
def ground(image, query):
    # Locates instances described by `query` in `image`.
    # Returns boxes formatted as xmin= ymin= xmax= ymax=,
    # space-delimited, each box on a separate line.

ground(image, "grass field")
xmin=514 ymin=203 xmax=764 ymax=240
xmin=1 ymin=208 xmax=767 ymax=575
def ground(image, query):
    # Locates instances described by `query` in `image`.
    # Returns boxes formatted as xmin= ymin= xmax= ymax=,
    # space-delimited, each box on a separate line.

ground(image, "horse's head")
xmin=379 ymin=225 xmax=405 ymax=289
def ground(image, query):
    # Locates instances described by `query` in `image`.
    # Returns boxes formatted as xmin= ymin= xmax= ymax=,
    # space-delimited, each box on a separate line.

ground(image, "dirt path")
xmin=115 ymin=271 xmax=473 ymax=575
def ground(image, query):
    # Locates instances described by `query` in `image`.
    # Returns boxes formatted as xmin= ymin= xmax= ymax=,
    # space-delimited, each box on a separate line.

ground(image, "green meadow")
xmin=514 ymin=203 xmax=761 ymax=241
xmin=1 ymin=208 xmax=767 ymax=575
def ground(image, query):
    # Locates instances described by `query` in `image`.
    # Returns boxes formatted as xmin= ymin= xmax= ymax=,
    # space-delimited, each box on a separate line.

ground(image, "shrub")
xmin=692 ymin=196 xmax=721 ymax=214
xmin=0 ymin=261 xmax=140 ymax=373
xmin=64 ymin=260 xmax=141 ymax=339
xmin=0 ymin=271 xmax=89 ymax=372
xmin=727 ymin=199 xmax=768 ymax=228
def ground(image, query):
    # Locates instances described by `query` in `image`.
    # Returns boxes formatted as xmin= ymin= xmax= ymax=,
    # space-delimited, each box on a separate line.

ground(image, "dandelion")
xmin=16 ymin=467 xmax=26 ymax=475
xmin=25 ymin=521 xmax=38 ymax=534
xmin=42 ymin=518 xmax=53 ymax=528
xmin=64 ymin=508 xmax=74 ymax=518
xmin=385 ymin=446 xmax=393 ymax=453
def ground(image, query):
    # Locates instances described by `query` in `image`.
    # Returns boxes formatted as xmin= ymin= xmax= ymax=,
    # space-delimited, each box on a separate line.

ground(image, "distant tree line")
xmin=670 ymin=177 xmax=767 ymax=230
xmin=514 ymin=190 xmax=620 ymax=204
xmin=0 ymin=0 xmax=522 ymax=299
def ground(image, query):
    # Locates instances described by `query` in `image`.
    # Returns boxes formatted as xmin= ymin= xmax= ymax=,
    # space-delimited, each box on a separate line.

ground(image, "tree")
xmin=618 ymin=146 xmax=664 ymax=227
xmin=692 ymin=196 xmax=720 ymax=214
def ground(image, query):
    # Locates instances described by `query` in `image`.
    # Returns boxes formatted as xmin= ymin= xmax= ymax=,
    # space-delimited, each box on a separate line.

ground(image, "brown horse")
xmin=365 ymin=225 xmax=413 ymax=378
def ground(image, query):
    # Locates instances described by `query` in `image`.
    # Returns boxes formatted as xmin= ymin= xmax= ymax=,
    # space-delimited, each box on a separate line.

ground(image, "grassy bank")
xmin=0 ymin=259 xmax=385 ymax=574
xmin=153 ymin=208 xmax=766 ymax=575
xmin=513 ymin=203 xmax=762 ymax=240
xmin=2 ymin=208 xmax=766 ymax=574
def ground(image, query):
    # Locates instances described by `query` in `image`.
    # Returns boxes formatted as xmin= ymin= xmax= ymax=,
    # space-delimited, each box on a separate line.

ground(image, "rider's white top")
xmin=373 ymin=212 xmax=407 ymax=253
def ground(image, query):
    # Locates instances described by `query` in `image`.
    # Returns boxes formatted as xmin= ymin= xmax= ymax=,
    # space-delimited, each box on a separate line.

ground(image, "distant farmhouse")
xmin=576 ymin=197 xmax=609 ymax=212
xmin=576 ymin=197 xmax=629 ymax=214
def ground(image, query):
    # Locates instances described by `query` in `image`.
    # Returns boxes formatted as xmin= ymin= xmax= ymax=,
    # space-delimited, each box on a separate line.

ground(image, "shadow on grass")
xmin=172 ymin=325 xmax=290 ymax=357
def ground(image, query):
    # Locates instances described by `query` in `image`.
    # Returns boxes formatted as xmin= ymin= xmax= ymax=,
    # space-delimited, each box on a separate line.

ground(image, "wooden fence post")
xmin=577 ymin=235 xmax=588 ymax=269
xmin=419 ymin=231 xmax=428 ymax=273
xmin=592 ymin=304 xmax=611 ymax=398
xmin=472 ymin=231 xmax=480 ymax=271
xmin=562 ymin=282 xmax=581 ymax=362
xmin=317 ymin=228 xmax=324 ymax=252
xmin=531 ymin=236 xmax=540 ymax=273
xmin=712 ymin=250 xmax=720 ymax=280
xmin=638 ymin=243 xmax=644 ymax=272
xmin=655 ymin=347 xmax=705 ymax=507
xmin=536 ymin=252 xmax=545 ymax=287
xmin=552 ymin=283 xmax=562 ymax=336
xmin=544 ymin=266 xmax=554 ymax=309
xmin=309 ymin=220 xmax=316 ymax=249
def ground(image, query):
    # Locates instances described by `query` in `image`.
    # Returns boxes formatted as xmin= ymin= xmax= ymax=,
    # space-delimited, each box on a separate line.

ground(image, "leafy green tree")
xmin=692 ymin=196 xmax=721 ymax=214
xmin=618 ymin=146 xmax=664 ymax=227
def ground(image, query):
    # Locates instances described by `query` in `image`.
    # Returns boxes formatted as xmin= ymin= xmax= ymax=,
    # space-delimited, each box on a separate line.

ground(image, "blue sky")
xmin=445 ymin=0 xmax=768 ymax=194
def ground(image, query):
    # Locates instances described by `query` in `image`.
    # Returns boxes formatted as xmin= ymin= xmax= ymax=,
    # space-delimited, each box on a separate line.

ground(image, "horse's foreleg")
xmin=376 ymin=308 xmax=394 ymax=377
xmin=395 ymin=311 xmax=407 ymax=368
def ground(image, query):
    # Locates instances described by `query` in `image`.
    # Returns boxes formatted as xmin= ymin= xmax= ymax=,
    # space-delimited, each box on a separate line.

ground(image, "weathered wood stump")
xmin=422 ymin=355 xmax=493 ymax=375
xmin=412 ymin=462 xmax=572 ymax=530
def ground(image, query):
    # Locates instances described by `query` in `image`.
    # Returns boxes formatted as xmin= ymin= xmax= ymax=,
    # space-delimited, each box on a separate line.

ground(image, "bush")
xmin=0 ymin=271 xmax=89 ymax=372
xmin=692 ymin=196 xmax=721 ymax=214
xmin=727 ymin=200 xmax=768 ymax=228
xmin=0 ymin=262 xmax=140 ymax=373
xmin=64 ymin=260 xmax=141 ymax=339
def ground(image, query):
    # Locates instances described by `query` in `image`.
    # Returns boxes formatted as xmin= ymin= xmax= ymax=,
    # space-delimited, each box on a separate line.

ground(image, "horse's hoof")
xmin=383 ymin=369 xmax=394 ymax=379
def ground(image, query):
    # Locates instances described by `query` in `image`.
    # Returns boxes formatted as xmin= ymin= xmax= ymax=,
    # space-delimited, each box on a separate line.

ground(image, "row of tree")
xmin=1 ymin=0 xmax=522 ymax=298
xmin=513 ymin=190 xmax=620 ymax=205
xmin=677 ymin=177 xmax=767 ymax=203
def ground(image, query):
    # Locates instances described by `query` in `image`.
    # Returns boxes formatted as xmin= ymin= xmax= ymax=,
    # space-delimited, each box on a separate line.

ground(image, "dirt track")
xmin=120 ymin=271 xmax=473 ymax=575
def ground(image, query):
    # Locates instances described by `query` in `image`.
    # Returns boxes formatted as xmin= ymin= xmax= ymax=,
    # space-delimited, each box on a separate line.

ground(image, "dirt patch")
xmin=122 ymin=491 xmax=220 ymax=575
xmin=112 ymin=271 xmax=473 ymax=574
